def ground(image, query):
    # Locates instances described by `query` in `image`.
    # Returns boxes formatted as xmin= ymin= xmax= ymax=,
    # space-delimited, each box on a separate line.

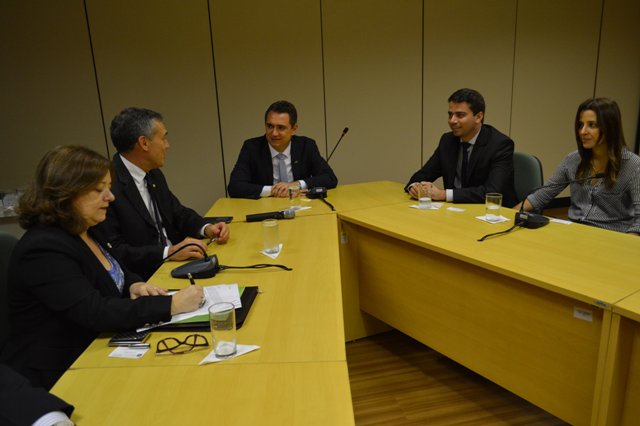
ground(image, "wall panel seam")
xmin=207 ymin=0 xmax=228 ymax=195
xmin=320 ymin=0 xmax=329 ymax=157
xmin=508 ymin=0 xmax=519 ymax=138
xmin=593 ymin=0 xmax=606 ymax=99
xmin=83 ymin=0 xmax=109 ymax=157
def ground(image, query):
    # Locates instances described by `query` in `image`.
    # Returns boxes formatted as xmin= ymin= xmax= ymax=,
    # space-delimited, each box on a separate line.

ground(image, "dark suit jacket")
xmin=94 ymin=154 xmax=209 ymax=280
xmin=0 ymin=364 xmax=74 ymax=425
xmin=228 ymin=135 xmax=338 ymax=199
xmin=0 ymin=225 xmax=171 ymax=390
xmin=405 ymin=125 xmax=517 ymax=207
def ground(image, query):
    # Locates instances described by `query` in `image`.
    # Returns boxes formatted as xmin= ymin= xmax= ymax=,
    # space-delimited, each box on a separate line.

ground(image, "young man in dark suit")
xmin=227 ymin=100 xmax=338 ymax=199
xmin=95 ymin=107 xmax=230 ymax=280
xmin=406 ymin=88 xmax=517 ymax=207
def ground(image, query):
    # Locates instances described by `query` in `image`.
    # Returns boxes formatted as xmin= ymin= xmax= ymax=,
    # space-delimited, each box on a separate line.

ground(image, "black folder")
xmin=158 ymin=286 xmax=258 ymax=331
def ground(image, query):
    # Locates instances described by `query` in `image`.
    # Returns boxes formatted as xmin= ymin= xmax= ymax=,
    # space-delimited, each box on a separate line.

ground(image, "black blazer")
xmin=94 ymin=154 xmax=209 ymax=280
xmin=405 ymin=125 xmax=517 ymax=207
xmin=0 ymin=225 xmax=171 ymax=390
xmin=228 ymin=135 xmax=338 ymax=199
xmin=0 ymin=364 xmax=74 ymax=424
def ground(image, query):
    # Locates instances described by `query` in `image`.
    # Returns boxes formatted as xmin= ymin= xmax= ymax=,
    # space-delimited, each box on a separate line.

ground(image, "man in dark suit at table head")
xmin=94 ymin=107 xmax=230 ymax=280
xmin=227 ymin=100 xmax=338 ymax=199
xmin=405 ymin=88 xmax=517 ymax=207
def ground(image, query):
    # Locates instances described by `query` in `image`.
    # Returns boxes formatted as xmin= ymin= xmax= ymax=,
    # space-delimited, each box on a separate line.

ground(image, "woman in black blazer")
xmin=0 ymin=146 xmax=204 ymax=390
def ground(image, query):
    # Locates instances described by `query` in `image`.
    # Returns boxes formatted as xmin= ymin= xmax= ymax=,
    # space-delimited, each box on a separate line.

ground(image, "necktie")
xmin=461 ymin=142 xmax=470 ymax=186
xmin=144 ymin=175 xmax=167 ymax=246
xmin=276 ymin=153 xmax=288 ymax=183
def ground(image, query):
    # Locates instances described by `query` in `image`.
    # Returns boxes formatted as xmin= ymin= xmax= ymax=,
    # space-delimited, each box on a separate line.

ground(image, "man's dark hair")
xmin=264 ymin=100 xmax=297 ymax=126
xmin=448 ymin=88 xmax=486 ymax=116
xmin=110 ymin=107 xmax=163 ymax=152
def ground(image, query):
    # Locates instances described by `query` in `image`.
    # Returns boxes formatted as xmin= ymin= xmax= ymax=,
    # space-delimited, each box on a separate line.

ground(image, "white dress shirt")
xmin=260 ymin=144 xmax=307 ymax=197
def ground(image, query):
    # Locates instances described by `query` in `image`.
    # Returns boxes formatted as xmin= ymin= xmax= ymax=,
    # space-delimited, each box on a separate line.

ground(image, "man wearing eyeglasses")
xmin=95 ymin=107 xmax=230 ymax=280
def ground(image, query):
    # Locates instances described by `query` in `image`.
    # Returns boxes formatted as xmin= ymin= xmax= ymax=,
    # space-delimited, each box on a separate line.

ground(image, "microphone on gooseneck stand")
xmin=307 ymin=127 xmax=349 ymax=209
xmin=326 ymin=127 xmax=349 ymax=163
xmin=515 ymin=172 xmax=605 ymax=229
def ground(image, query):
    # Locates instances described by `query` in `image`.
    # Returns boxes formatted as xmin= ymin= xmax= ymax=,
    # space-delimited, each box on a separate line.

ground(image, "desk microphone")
xmin=308 ymin=127 xmax=349 ymax=205
xmin=169 ymin=243 xmax=218 ymax=279
xmin=246 ymin=208 xmax=296 ymax=223
xmin=326 ymin=127 xmax=349 ymax=163
xmin=515 ymin=172 xmax=605 ymax=229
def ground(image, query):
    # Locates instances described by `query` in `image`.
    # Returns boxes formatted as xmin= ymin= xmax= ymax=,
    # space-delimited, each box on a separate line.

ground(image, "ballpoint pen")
xmin=188 ymin=273 xmax=207 ymax=307
xmin=207 ymin=236 xmax=218 ymax=246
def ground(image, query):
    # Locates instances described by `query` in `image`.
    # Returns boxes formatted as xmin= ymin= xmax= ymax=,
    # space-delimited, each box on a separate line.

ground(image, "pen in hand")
xmin=188 ymin=273 xmax=207 ymax=307
xmin=207 ymin=236 xmax=218 ymax=246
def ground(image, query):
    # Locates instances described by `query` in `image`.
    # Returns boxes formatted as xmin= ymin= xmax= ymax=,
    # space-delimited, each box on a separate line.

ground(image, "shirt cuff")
xmin=163 ymin=246 xmax=169 ymax=260
xmin=299 ymin=180 xmax=307 ymax=190
xmin=260 ymin=186 xmax=272 ymax=197
xmin=445 ymin=189 xmax=453 ymax=202
xmin=199 ymin=224 xmax=209 ymax=237
xmin=33 ymin=411 xmax=73 ymax=426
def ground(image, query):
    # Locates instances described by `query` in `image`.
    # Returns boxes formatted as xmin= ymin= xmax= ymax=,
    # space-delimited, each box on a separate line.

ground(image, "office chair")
xmin=0 ymin=232 xmax=19 ymax=348
xmin=513 ymin=151 xmax=544 ymax=203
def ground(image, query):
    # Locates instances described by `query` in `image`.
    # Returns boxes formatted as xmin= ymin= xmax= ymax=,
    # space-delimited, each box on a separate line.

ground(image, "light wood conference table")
xmin=596 ymin=290 xmax=640 ymax=425
xmin=205 ymin=180 xmax=408 ymax=221
xmin=337 ymin=200 xmax=640 ymax=426
xmin=52 ymin=213 xmax=354 ymax=425
xmin=52 ymin=363 xmax=353 ymax=425
xmin=67 ymin=214 xmax=345 ymax=368
xmin=50 ymin=181 xmax=639 ymax=425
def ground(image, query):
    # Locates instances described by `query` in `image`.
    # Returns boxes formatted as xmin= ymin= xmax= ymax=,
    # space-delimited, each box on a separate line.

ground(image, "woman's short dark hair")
xmin=19 ymin=145 xmax=111 ymax=234
xmin=574 ymin=98 xmax=626 ymax=187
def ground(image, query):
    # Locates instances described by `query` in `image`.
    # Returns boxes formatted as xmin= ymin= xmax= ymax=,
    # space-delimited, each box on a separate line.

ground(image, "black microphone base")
xmin=515 ymin=212 xmax=550 ymax=229
xmin=307 ymin=187 xmax=327 ymax=199
xmin=171 ymin=255 xmax=221 ymax=279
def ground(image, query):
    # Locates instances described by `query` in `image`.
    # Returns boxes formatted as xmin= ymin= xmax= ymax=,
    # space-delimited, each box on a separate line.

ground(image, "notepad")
xmin=159 ymin=286 xmax=259 ymax=330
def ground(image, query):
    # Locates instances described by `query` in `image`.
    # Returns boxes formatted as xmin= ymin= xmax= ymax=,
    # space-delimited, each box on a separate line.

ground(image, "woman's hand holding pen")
xmin=170 ymin=284 xmax=204 ymax=315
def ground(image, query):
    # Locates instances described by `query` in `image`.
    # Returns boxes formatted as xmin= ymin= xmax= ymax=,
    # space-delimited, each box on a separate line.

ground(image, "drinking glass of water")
xmin=485 ymin=193 xmax=502 ymax=222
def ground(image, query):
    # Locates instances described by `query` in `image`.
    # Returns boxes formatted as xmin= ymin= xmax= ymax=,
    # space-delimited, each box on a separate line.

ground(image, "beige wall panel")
xmin=596 ymin=0 xmax=640 ymax=146
xmin=0 ymin=0 xmax=105 ymax=192
xmin=86 ymin=0 xmax=223 ymax=213
xmin=210 ymin=0 xmax=326 ymax=186
xmin=424 ymin=0 xmax=516 ymax=166
xmin=511 ymin=0 xmax=602 ymax=184
xmin=322 ymin=0 xmax=422 ymax=184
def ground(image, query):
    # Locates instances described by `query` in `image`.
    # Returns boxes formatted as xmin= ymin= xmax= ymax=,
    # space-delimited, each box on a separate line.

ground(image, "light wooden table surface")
xmin=340 ymin=201 xmax=639 ymax=306
xmin=206 ymin=180 xmax=408 ymax=221
xmin=70 ymin=214 xmax=345 ymax=368
xmin=53 ymin=213 xmax=353 ymax=425
xmin=338 ymin=201 xmax=640 ymax=426
xmin=52 ymin=362 xmax=354 ymax=425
